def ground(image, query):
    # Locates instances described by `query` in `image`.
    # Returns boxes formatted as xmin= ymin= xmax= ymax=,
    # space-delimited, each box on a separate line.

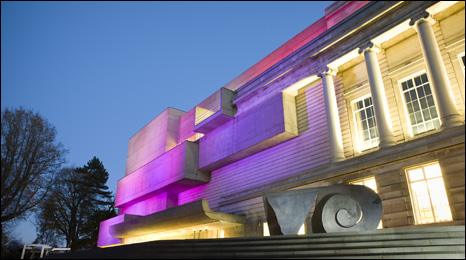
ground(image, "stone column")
xmin=319 ymin=68 xmax=345 ymax=162
xmin=359 ymin=42 xmax=396 ymax=148
xmin=410 ymin=12 xmax=463 ymax=128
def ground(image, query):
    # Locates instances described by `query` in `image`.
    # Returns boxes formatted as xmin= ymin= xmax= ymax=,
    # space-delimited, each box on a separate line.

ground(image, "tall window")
xmin=405 ymin=161 xmax=452 ymax=224
xmin=350 ymin=176 xmax=382 ymax=229
xmin=352 ymin=96 xmax=379 ymax=151
xmin=263 ymin=222 xmax=305 ymax=236
xmin=400 ymin=72 xmax=440 ymax=136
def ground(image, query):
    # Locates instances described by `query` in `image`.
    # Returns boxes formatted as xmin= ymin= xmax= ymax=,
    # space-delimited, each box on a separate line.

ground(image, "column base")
xmin=332 ymin=154 xmax=346 ymax=163
xmin=379 ymin=138 xmax=396 ymax=149
xmin=440 ymin=114 xmax=464 ymax=130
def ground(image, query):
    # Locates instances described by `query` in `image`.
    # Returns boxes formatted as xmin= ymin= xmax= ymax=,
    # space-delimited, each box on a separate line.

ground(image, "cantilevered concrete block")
xmin=110 ymin=199 xmax=245 ymax=239
xmin=199 ymin=92 xmax=298 ymax=171
xmin=97 ymin=214 xmax=140 ymax=247
xmin=264 ymin=185 xmax=382 ymax=235
xmin=194 ymin=88 xmax=235 ymax=134
xmin=115 ymin=141 xmax=209 ymax=208
xmin=125 ymin=108 xmax=185 ymax=175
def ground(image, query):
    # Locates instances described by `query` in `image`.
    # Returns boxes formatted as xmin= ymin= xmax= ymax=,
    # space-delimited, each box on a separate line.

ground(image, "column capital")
xmin=409 ymin=10 xmax=435 ymax=26
xmin=317 ymin=67 xmax=337 ymax=78
xmin=358 ymin=41 xmax=380 ymax=54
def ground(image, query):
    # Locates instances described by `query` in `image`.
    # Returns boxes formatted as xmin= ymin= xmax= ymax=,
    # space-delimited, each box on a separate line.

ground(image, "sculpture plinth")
xmin=263 ymin=184 xmax=383 ymax=235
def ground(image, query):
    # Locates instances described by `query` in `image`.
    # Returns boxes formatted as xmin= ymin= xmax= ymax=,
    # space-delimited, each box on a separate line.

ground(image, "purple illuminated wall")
xmin=178 ymin=83 xmax=329 ymax=208
xmin=198 ymin=92 xmax=296 ymax=171
xmin=125 ymin=108 xmax=184 ymax=175
xmin=178 ymin=108 xmax=197 ymax=142
xmin=97 ymin=215 xmax=125 ymax=247
xmin=116 ymin=141 xmax=208 ymax=208
xmin=118 ymin=190 xmax=172 ymax=216
xmin=98 ymin=1 xmax=369 ymax=247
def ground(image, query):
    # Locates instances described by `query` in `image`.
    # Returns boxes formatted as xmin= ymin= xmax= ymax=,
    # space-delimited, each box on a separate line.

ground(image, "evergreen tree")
xmin=35 ymin=157 xmax=116 ymax=250
xmin=76 ymin=157 xmax=115 ymax=249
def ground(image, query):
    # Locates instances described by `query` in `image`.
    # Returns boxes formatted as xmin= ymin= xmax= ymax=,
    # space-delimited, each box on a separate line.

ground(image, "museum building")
xmin=97 ymin=1 xmax=465 ymax=247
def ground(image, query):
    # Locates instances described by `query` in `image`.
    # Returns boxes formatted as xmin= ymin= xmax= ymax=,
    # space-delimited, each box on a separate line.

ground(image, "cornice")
xmin=233 ymin=1 xmax=439 ymax=106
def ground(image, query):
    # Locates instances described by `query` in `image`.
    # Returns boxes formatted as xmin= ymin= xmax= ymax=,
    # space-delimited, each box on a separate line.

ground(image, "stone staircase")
xmin=49 ymin=225 xmax=465 ymax=259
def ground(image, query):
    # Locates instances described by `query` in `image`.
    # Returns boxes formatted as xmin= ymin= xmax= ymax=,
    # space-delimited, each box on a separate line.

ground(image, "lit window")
xmin=349 ymin=176 xmax=382 ymax=229
xmin=263 ymin=222 xmax=269 ymax=236
xmin=405 ymin=161 xmax=452 ymax=224
xmin=350 ymin=176 xmax=378 ymax=193
xmin=263 ymin=222 xmax=305 ymax=236
xmin=400 ymin=72 xmax=440 ymax=136
xmin=352 ymin=96 xmax=379 ymax=151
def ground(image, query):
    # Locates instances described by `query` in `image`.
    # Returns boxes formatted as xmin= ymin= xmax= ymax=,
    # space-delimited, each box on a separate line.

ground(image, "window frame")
xmin=404 ymin=161 xmax=453 ymax=225
xmin=458 ymin=52 xmax=465 ymax=76
xmin=397 ymin=70 xmax=441 ymax=137
xmin=350 ymin=94 xmax=380 ymax=152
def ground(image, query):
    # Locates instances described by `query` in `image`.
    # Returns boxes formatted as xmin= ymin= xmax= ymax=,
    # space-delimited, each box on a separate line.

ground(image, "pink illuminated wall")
xmin=98 ymin=1 xmax=370 ymax=247
xmin=178 ymin=83 xmax=329 ymax=208
xmin=177 ymin=108 xmax=197 ymax=143
xmin=116 ymin=141 xmax=207 ymax=207
xmin=325 ymin=1 xmax=369 ymax=28
xmin=97 ymin=215 xmax=125 ymax=247
xmin=118 ymin=191 xmax=172 ymax=216
xmin=126 ymin=108 xmax=184 ymax=175
xmin=222 ymin=1 xmax=369 ymax=92
xmin=198 ymin=92 xmax=294 ymax=170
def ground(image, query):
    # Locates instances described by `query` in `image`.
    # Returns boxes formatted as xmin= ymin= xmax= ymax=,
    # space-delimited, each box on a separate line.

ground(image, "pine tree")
xmin=35 ymin=157 xmax=116 ymax=250
xmin=76 ymin=157 xmax=116 ymax=249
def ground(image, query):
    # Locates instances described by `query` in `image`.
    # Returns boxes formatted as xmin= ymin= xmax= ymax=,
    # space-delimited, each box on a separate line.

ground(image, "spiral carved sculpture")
xmin=263 ymin=184 xmax=382 ymax=235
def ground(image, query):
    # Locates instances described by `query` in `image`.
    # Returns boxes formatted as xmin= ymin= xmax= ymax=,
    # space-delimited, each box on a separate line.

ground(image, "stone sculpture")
xmin=263 ymin=184 xmax=383 ymax=235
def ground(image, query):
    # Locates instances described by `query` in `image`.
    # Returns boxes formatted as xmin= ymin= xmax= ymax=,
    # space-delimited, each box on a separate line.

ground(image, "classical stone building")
xmin=97 ymin=1 xmax=465 ymax=247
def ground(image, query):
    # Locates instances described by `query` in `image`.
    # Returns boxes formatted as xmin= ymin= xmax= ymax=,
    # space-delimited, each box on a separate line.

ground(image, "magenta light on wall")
xmin=97 ymin=1 xmax=371 ymax=247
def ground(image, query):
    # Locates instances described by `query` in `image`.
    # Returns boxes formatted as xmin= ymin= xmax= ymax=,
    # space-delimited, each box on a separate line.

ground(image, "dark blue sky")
xmin=2 ymin=1 xmax=330 ymax=244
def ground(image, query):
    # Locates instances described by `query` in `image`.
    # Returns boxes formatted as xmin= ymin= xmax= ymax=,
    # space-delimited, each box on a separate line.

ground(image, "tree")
xmin=35 ymin=157 xmax=116 ymax=250
xmin=75 ymin=157 xmax=115 ymax=249
xmin=1 ymin=108 xmax=66 ymax=248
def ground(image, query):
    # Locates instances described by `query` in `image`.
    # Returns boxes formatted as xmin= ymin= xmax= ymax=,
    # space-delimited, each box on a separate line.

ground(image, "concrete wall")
xmin=178 ymin=108 xmax=197 ymax=143
xmin=178 ymin=82 xmax=330 ymax=209
xmin=198 ymin=92 xmax=298 ymax=171
xmin=116 ymin=141 xmax=208 ymax=208
xmin=125 ymin=108 xmax=185 ymax=175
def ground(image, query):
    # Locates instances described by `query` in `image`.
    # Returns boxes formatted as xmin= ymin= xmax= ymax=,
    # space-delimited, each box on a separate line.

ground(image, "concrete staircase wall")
xmin=49 ymin=225 xmax=465 ymax=259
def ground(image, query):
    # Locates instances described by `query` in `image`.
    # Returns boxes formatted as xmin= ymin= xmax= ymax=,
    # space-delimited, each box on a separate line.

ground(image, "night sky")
xmin=1 ymin=1 xmax=330 ymax=245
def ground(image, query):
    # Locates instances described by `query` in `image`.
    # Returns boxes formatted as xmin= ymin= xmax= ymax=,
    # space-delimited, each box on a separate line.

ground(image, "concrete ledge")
xmin=115 ymin=141 xmax=209 ymax=208
xmin=110 ymin=200 xmax=245 ymax=239
xmin=194 ymin=88 xmax=235 ymax=134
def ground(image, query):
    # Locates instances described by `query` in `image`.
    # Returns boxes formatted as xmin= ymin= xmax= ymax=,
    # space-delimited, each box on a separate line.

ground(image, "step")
xmin=120 ymin=238 xmax=464 ymax=252
xmin=139 ymin=246 xmax=464 ymax=259
xmin=48 ymin=225 xmax=466 ymax=259
xmin=112 ymin=230 xmax=464 ymax=250
xmin=126 ymin=226 xmax=465 ymax=243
